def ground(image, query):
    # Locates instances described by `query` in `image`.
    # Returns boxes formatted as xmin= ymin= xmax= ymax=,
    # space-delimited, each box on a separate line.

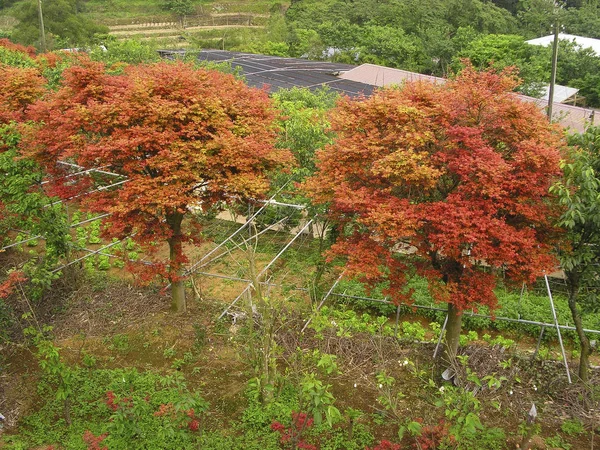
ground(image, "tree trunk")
xmin=565 ymin=270 xmax=592 ymax=382
xmin=437 ymin=303 xmax=462 ymax=377
xmin=167 ymin=211 xmax=186 ymax=313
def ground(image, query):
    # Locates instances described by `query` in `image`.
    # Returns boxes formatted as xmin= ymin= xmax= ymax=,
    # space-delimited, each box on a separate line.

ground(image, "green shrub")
xmin=561 ymin=418 xmax=585 ymax=436
xmin=17 ymin=368 xmax=207 ymax=449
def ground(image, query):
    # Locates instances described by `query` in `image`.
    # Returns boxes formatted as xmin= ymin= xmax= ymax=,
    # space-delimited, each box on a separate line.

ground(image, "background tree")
xmin=516 ymin=0 xmax=556 ymax=38
xmin=11 ymin=0 xmax=108 ymax=49
xmin=551 ymin=126 xmax=600 ymax=382
xmin=455 ymin=34 xmax=550 ymax=96
xmin=25 ymin=60 xmax=293 ymax=313
xmin=304 ymin=66 xmax=563 ymax=370
xmin=89 ymin=38 xmax=160 ymax=66
xmin=562 ymin=1 xmax=600 ymax=38
xmin=272 ymin=87 xmax=338 ymax=300
xmin=160 ymin=0 xmax=196 ymax=27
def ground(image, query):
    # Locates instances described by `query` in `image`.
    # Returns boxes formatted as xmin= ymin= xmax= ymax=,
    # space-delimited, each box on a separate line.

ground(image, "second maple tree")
xmin=305 ymin=66 xmax=564 ymax=367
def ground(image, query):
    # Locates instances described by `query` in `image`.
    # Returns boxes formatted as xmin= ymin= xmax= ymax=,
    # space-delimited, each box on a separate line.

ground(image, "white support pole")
xmin=188 ymin=216 xmax=291 ymax=274
xmin=301 ymin=271 xmax=344 ymax=333
xmin=56 ymin=161 xmax=126 ymax=178
xmin=50 ymin=235 xmax=131 ymax=274
xmin=544 ymin=274 xmax=572 ymax=384
xmin=46 ymin=179 xmax=129 ymax=207
xmin=433 ymin=315 xmax=449 ymax=359
xmin=0 ymin=213 xmax=112 ymax=252
xmin=183 ymin=181 xmax=292 ymax=278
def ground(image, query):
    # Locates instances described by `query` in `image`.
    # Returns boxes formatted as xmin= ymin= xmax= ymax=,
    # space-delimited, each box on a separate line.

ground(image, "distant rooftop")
xmin=538 ymin=84 xmax=580 ymax=103
xmin=339 ymin=63 xmax=444 ymax=86
xmin=194 ymin=50 xmax=374 ymax=97
xmin=526 ymin=33 xmax=600 ymax=55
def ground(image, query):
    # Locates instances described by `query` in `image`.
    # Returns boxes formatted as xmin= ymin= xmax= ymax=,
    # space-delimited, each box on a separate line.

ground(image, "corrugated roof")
xmin=539 ymin=84 xmax=579 ymax=103
xmin=526 ymin=33 xmax=600 ymax=55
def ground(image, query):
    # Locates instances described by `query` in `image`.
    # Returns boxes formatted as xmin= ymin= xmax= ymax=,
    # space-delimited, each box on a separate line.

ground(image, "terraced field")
xmin=0 ymin=0 xmax=285 ymax=49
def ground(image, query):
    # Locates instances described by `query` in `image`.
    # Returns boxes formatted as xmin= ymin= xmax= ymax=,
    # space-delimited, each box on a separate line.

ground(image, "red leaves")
xmin=0 ymin=271 xmax=27 ymax=299
xmin=271 ymin=412 xmax=316 ymax=449
xmin=366 ymin=440 xmax=402 ymax=450
xmin=25 ymin=60 xmax=293 ymax=285
xmin=105 ymin=391 xmax=118 ymax=411
xmin=0 ymin=39 xmax=36 ymax=58
xmin=82 ymin=430 xmax=108 ymax=450
xmin=306 ymin=66 xmax=564 ymax=312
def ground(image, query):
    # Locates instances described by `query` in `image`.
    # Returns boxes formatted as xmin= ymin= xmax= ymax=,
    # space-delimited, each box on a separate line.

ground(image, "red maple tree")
xmin=0 ymin=64 xmax=45 ymax=125
xmin=304 ymin=65 xmax=564 ymax=364
xmin=25 ymin=59 xmax=293 ymax=311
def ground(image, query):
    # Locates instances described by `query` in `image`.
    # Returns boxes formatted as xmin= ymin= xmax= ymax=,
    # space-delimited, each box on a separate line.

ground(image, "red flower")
xmin=271 ymin=421 xmax=285 ymax=432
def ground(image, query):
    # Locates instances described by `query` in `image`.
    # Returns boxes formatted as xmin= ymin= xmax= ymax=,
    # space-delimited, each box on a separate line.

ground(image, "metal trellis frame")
xmin=218 ymin=218 xmax=314 ymax=320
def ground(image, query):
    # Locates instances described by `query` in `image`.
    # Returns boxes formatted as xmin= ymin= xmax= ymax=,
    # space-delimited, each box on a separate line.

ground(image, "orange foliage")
xmin=304 ymin=65 xmax=564 ymax=311
xmin=25 ymin=61 xmax=293 ymax=283
xmin=0 ymin=38 xmax=37 ymax=58
xmin=0 ymin=65 xmax=45 ymax=124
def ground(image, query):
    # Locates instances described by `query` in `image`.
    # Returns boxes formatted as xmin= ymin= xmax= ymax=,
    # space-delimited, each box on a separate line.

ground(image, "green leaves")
xmin=300 ymin=373 xmax=340 ymax=427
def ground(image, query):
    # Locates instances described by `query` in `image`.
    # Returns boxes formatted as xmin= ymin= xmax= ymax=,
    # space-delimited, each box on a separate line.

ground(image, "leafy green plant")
xmin=400 ymin=321 xmax=427 ymax=341
xmin=314 ymin=351 xmax=339 ymax=375
xmin=192 ymin=323 xmax=206 ymax=351
xmin=435 ymin=385 xmax=483 ymax=441
xmin=163 ymin=347 xmax=176 ymax=359
xmin=344 ymin=407 xmax=364 ymax=441
xmin=127 ymin=251 xmax=139 ymax=261
xmin=17 ymin=367 xmax=209 ymax=449
xmin=82 ymin=352 xmax=97 ymax=369
xmin=171 ymin=358 xmax=186 ymax=370
xmin=97 ymin=255 xmax=111 ymax=271
xmin=109 ymin=334 xmax=130 ymax=352
xmin=375 ymin=371 xmax=405 ymax=421
xmin=561 ymin=418 xmax=585 ymax=436
xmin=300 ymin=373 xmax=341 ymax=427
xmin=88 ymin=219 xmax=102 ymax=244
xmin=24 ymin=325 xmax=75 ymax=424
xmin=545 ymin=434 xmax=572 ymax=450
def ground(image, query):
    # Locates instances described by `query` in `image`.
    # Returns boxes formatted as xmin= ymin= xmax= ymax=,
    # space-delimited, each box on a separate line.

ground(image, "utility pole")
xmin=37 ymin=0 xmax=47 ymax=53
xmin=547 ymin=2 xmax=560 ymax=120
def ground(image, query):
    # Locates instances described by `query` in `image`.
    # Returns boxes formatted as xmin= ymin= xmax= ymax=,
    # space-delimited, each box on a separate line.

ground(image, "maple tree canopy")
xmin=305 ymin=65 xmax=564 ymax=312
xmin=25 ymin=59 xmax=294 ymax=284
xmin=0 ymin=64 xmax=45 ymax=125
